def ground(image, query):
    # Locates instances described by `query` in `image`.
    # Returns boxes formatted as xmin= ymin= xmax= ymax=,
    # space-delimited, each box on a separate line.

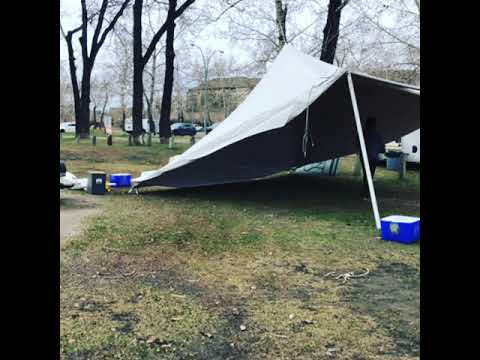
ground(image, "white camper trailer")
xmin=401 ymin=129 xmax=420 ymax=163
xmin=382 ymin=128 xmax=420 ymax=164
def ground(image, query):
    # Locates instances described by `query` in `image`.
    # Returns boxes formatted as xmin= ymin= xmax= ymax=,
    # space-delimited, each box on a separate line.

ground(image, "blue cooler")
xmin=386 ymin=151 xmax=402 ymax=171
xmin=380 ymin=215 xmax=420 ymax=244
xmin=109 ymin=173 xmax=132 ymax=188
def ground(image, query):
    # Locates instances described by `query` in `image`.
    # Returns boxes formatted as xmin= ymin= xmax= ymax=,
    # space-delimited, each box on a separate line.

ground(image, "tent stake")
xmin=347 ymin=73 xmax=381 ymax=229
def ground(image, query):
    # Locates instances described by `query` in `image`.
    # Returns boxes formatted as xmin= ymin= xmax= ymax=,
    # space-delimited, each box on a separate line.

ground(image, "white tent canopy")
xmin=133 ymin=45 xmax=419 ymax=197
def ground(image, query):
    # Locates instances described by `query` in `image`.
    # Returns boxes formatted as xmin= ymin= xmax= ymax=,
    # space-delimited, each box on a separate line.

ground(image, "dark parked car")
xmin=206 ymin=123 xmax=219 ymax=134
xmin=171 ymin=123 xmax=197 ymax=136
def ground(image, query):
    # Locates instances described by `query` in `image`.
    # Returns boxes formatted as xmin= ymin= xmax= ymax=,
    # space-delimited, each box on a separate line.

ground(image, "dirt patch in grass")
xmin=60 ymin=194 xmax=99 ymax=210
xmin=60 ymin=192 xmax=104 ymax=248
xmin=141 ymin=268 xmax=207 ymax=298
xmin=110 ymin=312 xmax=140 ymax=334
xmin=61 ymin=251 xmax=259 ymax=359
xmin=344 ymin=262 xmax=420 ymax=357
xmin=61 ymin=246 xmax=420 ymax=360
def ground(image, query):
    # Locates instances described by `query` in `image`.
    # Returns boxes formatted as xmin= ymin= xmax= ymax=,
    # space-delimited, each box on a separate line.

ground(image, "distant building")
xmin=185 ymin=77 xmax=260 ymax=124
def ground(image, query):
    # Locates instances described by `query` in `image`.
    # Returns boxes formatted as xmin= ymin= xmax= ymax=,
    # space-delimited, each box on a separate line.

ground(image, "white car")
xmin=124 ymin=117 xmax=159 ymax=134
xmin=60 ymin=122 xmax=76 ymax=133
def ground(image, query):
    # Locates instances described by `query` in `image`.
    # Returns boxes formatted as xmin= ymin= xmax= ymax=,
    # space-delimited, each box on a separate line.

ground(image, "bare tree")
xmin=218 ymin=0 xmax=323 ymax=74
xmin=144 ymin=8 xmax=167 ymax=133
xmin=111 ymin=12 xmax=164 ymax=127
xmin=337 ymin=0 xmax=420 ymax=83
xmin=216 ymin=0 xmax=418 ymax=82
xmin=142 ymin=5 xmax=197 ymax=132
xmin=60 ymin=0 xmax=131 ymax=138
xmin=91 ymin=74 xmax=113 ymax=131
xmin=131 ymin=0 xmax=196 ymax=144
xmin=111 ymin=18 xmax=134 ymax=114
xmin=215 ymin=0 xmax=415 ymax=77
xmin=158 ymin=0 xmax=178 ymax=142
xmin=60 ymin=60 xmax=75 ymax=122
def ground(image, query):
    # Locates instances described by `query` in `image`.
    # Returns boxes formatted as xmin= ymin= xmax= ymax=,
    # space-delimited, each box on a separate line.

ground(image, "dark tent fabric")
xmin=134 ymin=47 xmax=419 ymax=189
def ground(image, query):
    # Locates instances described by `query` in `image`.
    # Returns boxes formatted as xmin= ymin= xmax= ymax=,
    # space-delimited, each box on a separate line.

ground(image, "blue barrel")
xmin=386 ymin=151 xmax=402 ymax=171
xmin=109 ymin=173 xmax=132 ymax=187
xmin=387 ymin=157 xmax=400 ymax=171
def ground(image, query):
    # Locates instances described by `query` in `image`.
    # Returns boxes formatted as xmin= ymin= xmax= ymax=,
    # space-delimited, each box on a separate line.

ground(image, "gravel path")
xmin=60 ymin=191 xmax=104 ymax=248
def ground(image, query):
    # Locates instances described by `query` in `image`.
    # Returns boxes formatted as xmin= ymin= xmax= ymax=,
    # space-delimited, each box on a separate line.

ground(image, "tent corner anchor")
xmin=128 ymin=186 xmax=139 ymax=196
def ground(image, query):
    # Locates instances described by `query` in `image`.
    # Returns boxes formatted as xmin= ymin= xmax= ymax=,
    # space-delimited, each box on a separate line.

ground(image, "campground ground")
xmin=60 ymin=132 xmax=420 ymax=360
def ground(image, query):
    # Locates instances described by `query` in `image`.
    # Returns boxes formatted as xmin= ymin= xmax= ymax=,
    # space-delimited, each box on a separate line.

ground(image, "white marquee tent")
xmin=133 ymin=44 xmax=420 ymax=228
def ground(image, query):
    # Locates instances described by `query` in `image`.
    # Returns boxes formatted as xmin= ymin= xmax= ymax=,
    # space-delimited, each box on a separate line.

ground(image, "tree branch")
xmin=80 ymin=0 xmax=89 ymax=62
xmin=63 ymin=27 xmax=82 ymax=117
xmin=144 ymin=90 xmax=150 ymax=106
xmin=214 ymin=0 xmax=244 ymax=21
xmin=97 ymin=1 xmax=131 ymax=49
xmin=175 ymin=0 xmax=196 ymax=19
xmin=61 ymin=22 xmax=83 ymax=42
xmin=91 ymin=0 xmax=109 ymax=50
xmin=143 ymin=24 xmax=168 ymax=66
xmin=350 ymin=1 xmax=419 ymax=51
xmin=230 ymin=18 xmax=278 ymax=47
xmin=337 ymin=0 xmax=351 ymax=13
xmin=143 ymin=0 xmax=196 ymax=66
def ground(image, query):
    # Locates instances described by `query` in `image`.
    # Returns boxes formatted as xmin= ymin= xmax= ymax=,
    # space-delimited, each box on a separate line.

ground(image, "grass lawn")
xmin=60 ymin=135 xmax=420 ymax=360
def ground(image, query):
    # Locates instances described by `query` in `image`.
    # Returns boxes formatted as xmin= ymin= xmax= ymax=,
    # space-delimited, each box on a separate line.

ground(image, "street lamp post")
xmin=191 ymin=44 xmax=223 ymax=134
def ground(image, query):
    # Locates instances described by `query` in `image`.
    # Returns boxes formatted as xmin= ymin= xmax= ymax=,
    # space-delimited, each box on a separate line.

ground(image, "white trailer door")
xmin=401 ymin=129 xmax=420 ymax=163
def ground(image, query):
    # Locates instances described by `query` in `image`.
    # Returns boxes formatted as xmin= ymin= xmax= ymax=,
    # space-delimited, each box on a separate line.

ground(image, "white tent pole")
xmin=347 ymin=72 xmax=381 ymax=229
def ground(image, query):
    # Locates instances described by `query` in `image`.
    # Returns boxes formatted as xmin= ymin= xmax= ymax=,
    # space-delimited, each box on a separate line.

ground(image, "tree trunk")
xmin=78 ymin=100 xmax=91 ymax=138
xmin=149 ymin=48 xmax=157 ymax=123
xmin=144 ymin=92 xmax=156 ymax=134
xmin=320 ymin=0 xmax=343 ymax=64
xmin=159 ymin=0 xmax=176 ymax=142
xmin=175 ymin=65 xmax=184 ymax=122
xmin=64 ymin=33 xmax=81 ymax=132
xmin=132 ymin=0 xmax=145 ymax=144
xmin=78 ymin=67 xmax=92 ymax=139
xmin=92 ymin=105 xmax=97 ymax=128
xmin=62 ymin=0 xmax=129 ymax=138
xmin=275 ymin=0 xmax=287 ymax=49
xmin=143 ymin=43 xmax=157 ymax=135
xmin=131 ymin=0 xmax=196 ymax=144
xmin=100 ymin=93 xmax=108 ymax=132
xmin=121 ymin=110 xmax=126 ymax=132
